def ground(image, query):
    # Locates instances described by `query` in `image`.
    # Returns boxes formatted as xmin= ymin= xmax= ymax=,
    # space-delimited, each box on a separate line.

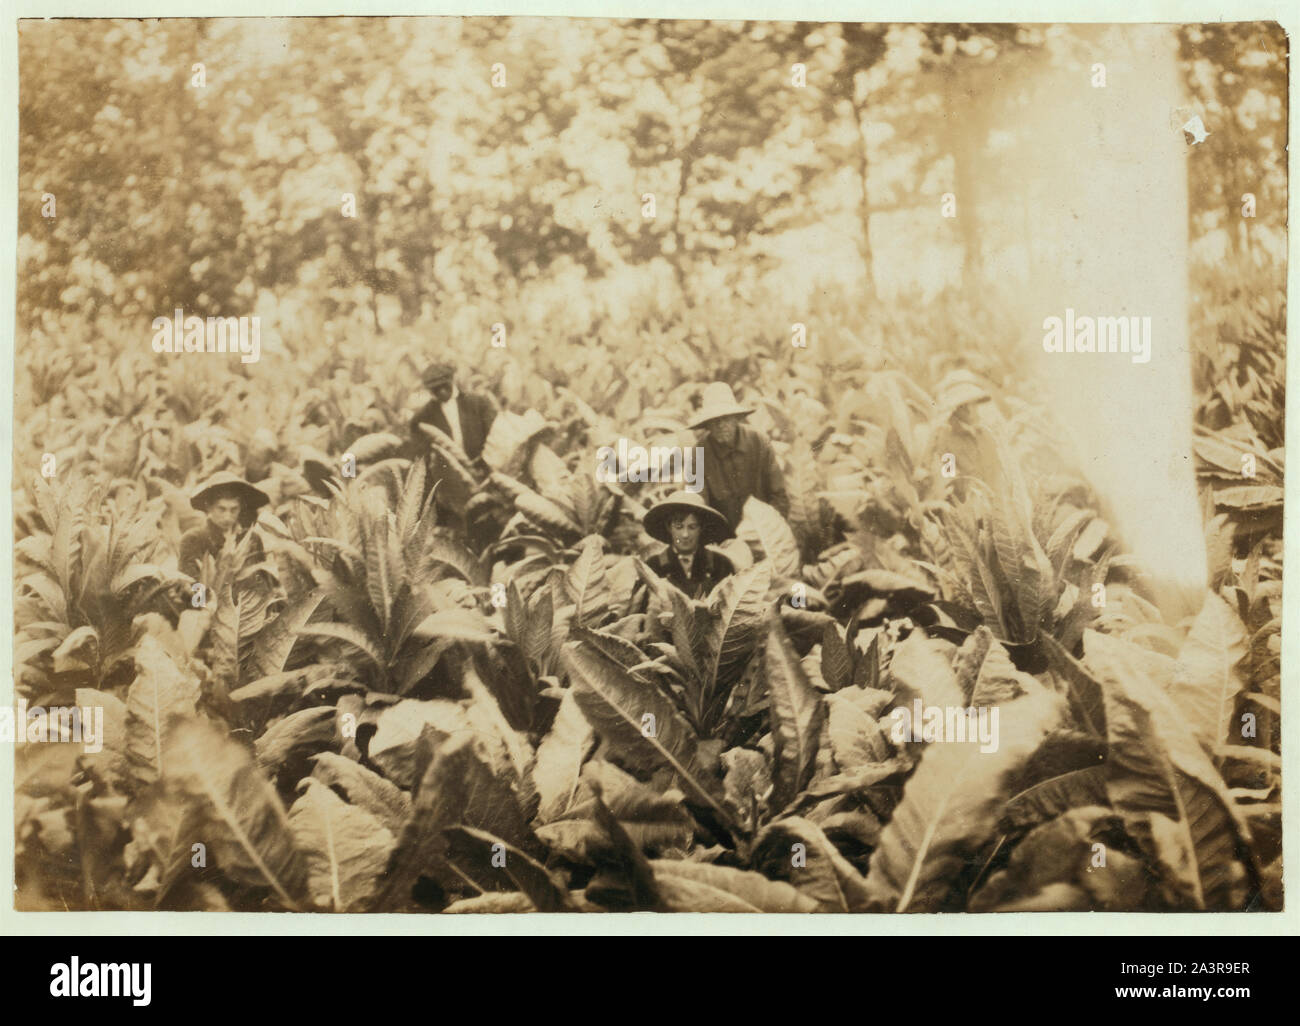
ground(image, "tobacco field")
xmin=12 ymin=20 xmax=1286 ymax=914
xmin=12 ymin=273 xmax=1285 ymax=913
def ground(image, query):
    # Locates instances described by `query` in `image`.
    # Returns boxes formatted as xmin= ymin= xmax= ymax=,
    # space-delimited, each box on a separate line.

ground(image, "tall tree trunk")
xmin=850 ymin=92 xmax=877 ymax=303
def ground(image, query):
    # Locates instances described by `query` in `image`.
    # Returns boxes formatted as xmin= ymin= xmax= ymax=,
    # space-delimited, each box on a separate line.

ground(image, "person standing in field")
xmin=409 ymin=361 xmax=497 ymax=462
xmin=643 ymin=490 xmax=735 ymax=600
xmin=690 ymin=382 xmax=789 ymax=529
xmin=408 ymin=361 xmax=498 ymax=532
xmin=178 ymin=471 xmax=271 ymax=579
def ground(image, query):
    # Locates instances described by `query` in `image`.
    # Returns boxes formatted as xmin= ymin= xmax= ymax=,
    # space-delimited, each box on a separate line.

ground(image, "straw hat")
xmin=643 ymin=490 xmax=732 ymax=546
xmin=688 ymin=382 xmax=754 ymax=430
xmin=189 ymin=471 xmax=271 ymax=514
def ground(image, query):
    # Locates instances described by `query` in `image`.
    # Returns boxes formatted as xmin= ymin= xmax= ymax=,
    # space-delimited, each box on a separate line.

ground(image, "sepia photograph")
xmin=8 ymin=13 xmax=1289 ymax=919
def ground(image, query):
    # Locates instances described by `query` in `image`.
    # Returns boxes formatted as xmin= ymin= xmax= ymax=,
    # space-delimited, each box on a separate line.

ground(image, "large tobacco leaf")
xmin=530 ymin=689 xmax=596 ymax=824
xmin=537 ymin=761 xmax=694 ymax=861
xmin=444 ymin=825 xmax=575 ymax=912
xmin=250 ymin=586 xmax=328 ymax=679
xmin=887 ymin=630 xmax=965 ymax=710
xmin=752 ymin=816 xmax=872 ymax=912
xmin=125 ymin=633 xmax=201 ymax=784
xmin=1085 ymin=629 xmax=1256 ymax=910
xmin=825 ymin=686 xmax=892 ymax=772
xmin=863 ymin=690 xmax=1063 ymax=911
xmin=1166 ymin=592 xmax=1249 ymax=749
xmin=380 ymin=731 xmax=540 ymax=908
xmin=649 ymin=860 xmax=818 ymax=913
xmin=736 ymin=498 xmax=801 ymax=579
xmin=561 ymin=638 xmax=733 ymax=831
xmin=704 ymin=562 xmax=770 ymax=689
xmin=564 ymin=536 xmax=609 ymax=626
xmin=156 ymin=717 xmax=307 ymax=909
xmin=288 ymin=778 xmax=395 ymax=911
xmin=308 ymin=752 xmax=411 ymax=836
xmin=765 ymin=617 xmax=826 ymax=811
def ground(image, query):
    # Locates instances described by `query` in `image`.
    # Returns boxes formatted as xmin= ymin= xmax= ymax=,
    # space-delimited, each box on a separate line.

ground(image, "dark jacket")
xmin=409 ymin=390 xmax=497 ymax=462
xmin=699 ymin=423 xmax=789 ymax=528
xmin=178 ymin=522 xmax=265 ymax=580
xmin=646 ymin=547 xmax=734 ymax=601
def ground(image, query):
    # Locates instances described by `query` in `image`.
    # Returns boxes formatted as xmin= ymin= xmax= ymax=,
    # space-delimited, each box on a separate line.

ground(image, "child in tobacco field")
xmin=178 ymin=471 xmax=272 ymax=581
xmin=639 ymin=490 xmax=736 ymax=602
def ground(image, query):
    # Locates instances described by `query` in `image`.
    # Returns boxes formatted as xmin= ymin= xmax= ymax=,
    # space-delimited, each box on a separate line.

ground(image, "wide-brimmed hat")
xmin=190 ymin=472 xmax=271 ymax=513
xmin=688 ymin=382 xmax=754 ymax=430
xmin=643 ymin=490 xmax=732 ymax=546
xmin=421 ymin=361 xmax=455 ymax=389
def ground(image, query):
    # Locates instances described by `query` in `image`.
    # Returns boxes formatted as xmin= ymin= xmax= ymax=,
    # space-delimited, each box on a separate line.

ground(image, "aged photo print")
xmin=10 ymin=16 xmax=1287 ymax=915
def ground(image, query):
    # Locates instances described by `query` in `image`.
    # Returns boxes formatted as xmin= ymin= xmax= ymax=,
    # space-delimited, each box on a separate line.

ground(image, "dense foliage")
xmin=14 ymin=271 xmax=1284 ymax=912
xmin=12 ymin=18 xmax=1284 ymax=914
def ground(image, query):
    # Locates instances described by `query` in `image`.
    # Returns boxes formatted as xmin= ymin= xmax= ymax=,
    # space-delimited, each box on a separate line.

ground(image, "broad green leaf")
xmin=863 ymin=690 xmax=1063 ymax=911
xmin=443 ymin=892 xmax=540 ymax=914
xmin=1214 ymin=485 xmax=1283 ymax=510
xmin=1086 ymin=630 xmax=1255 ymax=910
xmin=531 ymin=690 xmax=595 ymax=824
xmin=792 ymin=758 xmax=909 ymax=807
xmin=367 ymin=698 xmax=470 ymax=788
xmin=953 ymin=626 xmax=1040 ymax=706
xmin=254 ymin=707 xmax=337 ymax=777
xmin=561 ymin=638 xmax=733 ymax=832
xmin=126 ymin=633 xmax=201 ymax=784
xmin=424 ymin=535 xmax=488 ymax=586
xmin=538 ymin=761 xmax=693 ymax=859
xmin=1168 ymin=593 xmax=1248 ymax=748
xmin=1039 ymin=633 xmax=1106 ymax=737
xmin=1000 ymin=766 xmax=1110 ymax=832
xmin=564 ymin=536 xmax=608 ymax=626
xmin=887 ymin=631 xmax=965 ymax=710
xmin=444 ymin=825 xmax=574 ymax=912
xmin=721 ymin=747 xmax=771 ymax=831
xmin=826 ymin=687 xmax=892 ymax=772
xmin=159 ymin=717 xmax=306 ymax=909
xmin=52 ymin=624 xmax=99 ymax=673
xmin=289 ymin=778 xmax=395 ymax=912
xmin=481 ymin=408 xmax=548 ymax=476
xmin=528 ymin=443 xmax=575 ymax=511
xmin=650 ymin=860 xmax=818 ymax=913
xmin=736 ymin=497 xmax=800 ymax=578
xmin=753 ymin=816 xmax=872 ymax=912
xmin=381 ymin=733 xmax=539 ymax=908
xmin=296 ymin=621 xmax=386 ymax=670
xmin=705 ymin=562 xmax=770 ymax=689
xmin=819 ymin=622 xmax=853 ymax=691
xmin=309 ymin=752 xmax=411 ymax=836
xmin=765 ymin=617 xmax=826 ymax=811
xmin=410 ymin=608 xmax=498 ymax=644
xmin=75 ymin=687 xmax=129 ymax=787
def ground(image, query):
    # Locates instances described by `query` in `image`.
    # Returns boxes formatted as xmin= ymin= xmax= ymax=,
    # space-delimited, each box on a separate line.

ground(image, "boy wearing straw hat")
xmin=689 ymin=382 xmax=789 ymax=529
xmin=642 ymin=490 xmax=736 ymax=600
xmin=178 ymin=471 xmax=271 ymax=579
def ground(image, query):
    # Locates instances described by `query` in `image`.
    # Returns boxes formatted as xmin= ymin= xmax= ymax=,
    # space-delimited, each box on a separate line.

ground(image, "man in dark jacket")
xmin=409 ymin=361 xmax=497 ymax=462
xmin=690 ymin=382 xmax=789 ymax=529
xmin=408 ymin=361 xmax=497 ymax=533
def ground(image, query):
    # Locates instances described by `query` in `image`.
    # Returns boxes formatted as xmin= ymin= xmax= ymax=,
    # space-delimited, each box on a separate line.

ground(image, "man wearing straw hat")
xmin=178 ymin=471 xmax=271 ymax=579
xmin=689 ymin=382 xmax=789 ymax=529
xmin=642 ymin=490 xmax=735 ymax=600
